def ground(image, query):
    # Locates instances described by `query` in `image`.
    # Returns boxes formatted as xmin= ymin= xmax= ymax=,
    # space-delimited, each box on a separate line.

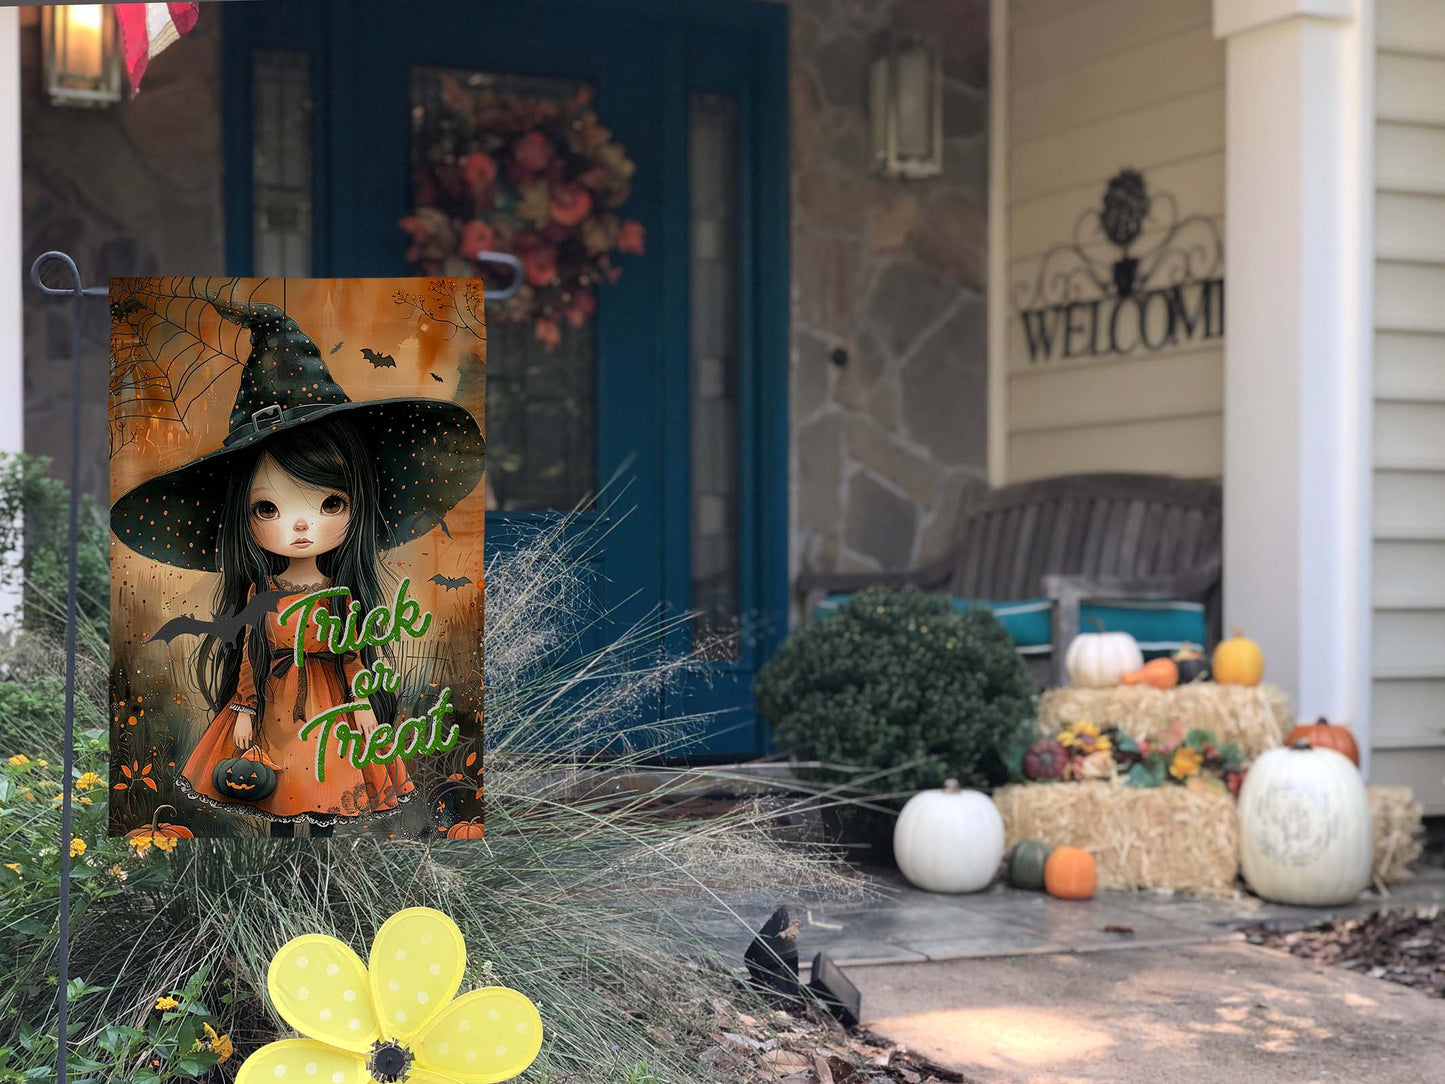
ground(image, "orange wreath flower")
xmin=403 ymin=83 xmax=642 ymax=349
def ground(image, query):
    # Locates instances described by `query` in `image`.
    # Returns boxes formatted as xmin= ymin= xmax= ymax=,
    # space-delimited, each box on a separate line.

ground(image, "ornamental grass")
xmin=0 ymin=486 xmax=858 ymax=1083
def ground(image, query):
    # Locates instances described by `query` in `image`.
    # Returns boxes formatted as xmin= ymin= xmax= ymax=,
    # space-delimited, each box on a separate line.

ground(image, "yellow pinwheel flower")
xmin=237 ymin=908 xmax=541 ymax=1084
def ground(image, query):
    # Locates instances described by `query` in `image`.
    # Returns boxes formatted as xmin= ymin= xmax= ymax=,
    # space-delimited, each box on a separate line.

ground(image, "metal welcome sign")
xmin=1012 ymin=168 xmax=1224 ymax=364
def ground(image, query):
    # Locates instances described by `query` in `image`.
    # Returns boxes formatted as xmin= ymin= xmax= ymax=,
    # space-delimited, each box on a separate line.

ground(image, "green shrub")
xmin=756 ymin=586 xmax=1036 ymax=803
xmin=0 ymin=454 xmax=109 ymax=644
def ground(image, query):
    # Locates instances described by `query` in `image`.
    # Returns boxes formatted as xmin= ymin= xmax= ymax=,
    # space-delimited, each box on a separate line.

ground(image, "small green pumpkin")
xmin=1007 ymin=840 xmax=1054 ymax=891
xmin=1172 ymin=644 xmax=1211 ymax=683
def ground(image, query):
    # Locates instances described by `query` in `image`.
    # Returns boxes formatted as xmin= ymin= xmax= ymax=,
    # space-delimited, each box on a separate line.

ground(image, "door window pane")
xmin=410 ymin=67 xmax=597 ymax=510
xmin=689 ymin=93 xmax=740 ymax=655
xmin=253 ymin=51 xmax=312 ymax=276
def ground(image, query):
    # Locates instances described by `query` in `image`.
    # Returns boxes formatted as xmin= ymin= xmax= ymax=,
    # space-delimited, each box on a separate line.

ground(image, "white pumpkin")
xmin=1065 ymin=630 xmax=1144 ymax=687
xmin=1238 ymin=742 xmax=1373 ymax=906
xmin=893 ymin=779 xmax=1005 ymax=894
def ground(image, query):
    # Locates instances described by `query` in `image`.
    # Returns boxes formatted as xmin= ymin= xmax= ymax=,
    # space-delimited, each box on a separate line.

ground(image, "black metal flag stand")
xmin=29 ymin=251 xmax=523 ymax=1084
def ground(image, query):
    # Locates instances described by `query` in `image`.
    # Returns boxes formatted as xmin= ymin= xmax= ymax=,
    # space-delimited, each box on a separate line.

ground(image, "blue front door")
xmin=223 ymin=0 xmax=789 ymax=757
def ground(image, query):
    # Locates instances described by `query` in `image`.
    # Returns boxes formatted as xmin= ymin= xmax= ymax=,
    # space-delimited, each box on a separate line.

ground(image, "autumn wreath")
xmin=401 ymin=79 xmax=644 ymax=350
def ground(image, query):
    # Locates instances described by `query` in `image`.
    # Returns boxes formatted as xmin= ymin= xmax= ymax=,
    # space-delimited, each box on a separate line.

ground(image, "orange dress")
xmin=180 ymin=587 xmax=414 ymax=824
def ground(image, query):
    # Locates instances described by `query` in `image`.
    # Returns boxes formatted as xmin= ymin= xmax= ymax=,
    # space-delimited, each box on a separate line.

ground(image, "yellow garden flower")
xmin=35 ymin=760 xmax=47 ymax=769
xmin=5 ymin=863 xmax=20 ymax=877
xmin=76 ymin=771 xmax=102 ymax=791
xmin=1169 ymin=746 xmax=1204 ymax=780
xmin=236 ymin=908 xmax=541 ymax=1084
xmin=153 ymin=836 xmax=178 ymax=853
xmin=79 ymin=796 xmax=93 ymax=806
xmin=127 ymin=837 xmax=153 ymax=856
xmin=199 ymin=1023 xmax=234 ymax=1064
xmin=69 ymin=837 xmax=86 ymax=858
xmin=1059 ymin=720 xmax=1111 ymax=755
xmin=155 ymin=996 xmax=180 ymax=1011
xmin=7 ymin=755 xmax=28 ymax=767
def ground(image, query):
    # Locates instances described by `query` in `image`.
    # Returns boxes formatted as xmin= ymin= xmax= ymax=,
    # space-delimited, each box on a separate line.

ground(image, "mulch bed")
xmin=1244 ymin=907 xmax=1444 ymax=997
xmin=697 ymin=1000 xmax=969 ymax=1084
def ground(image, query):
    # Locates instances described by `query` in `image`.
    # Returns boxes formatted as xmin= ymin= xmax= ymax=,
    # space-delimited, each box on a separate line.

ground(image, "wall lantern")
xmin=42 ymin=5 xmax=125 ymax=108
xmin=869 ymin=32 xmax=944 ymax=180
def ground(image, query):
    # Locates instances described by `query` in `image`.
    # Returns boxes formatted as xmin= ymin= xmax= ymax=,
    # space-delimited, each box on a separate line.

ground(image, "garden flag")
xmin=114 ymin=2 xmax=200 ymax=93
xmin=107 ymin=277 xmax=487 ymax=839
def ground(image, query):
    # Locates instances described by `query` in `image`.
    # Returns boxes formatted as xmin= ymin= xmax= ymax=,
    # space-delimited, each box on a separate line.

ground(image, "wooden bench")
xmin=797 ymin=473 xmax=1223 ymax=685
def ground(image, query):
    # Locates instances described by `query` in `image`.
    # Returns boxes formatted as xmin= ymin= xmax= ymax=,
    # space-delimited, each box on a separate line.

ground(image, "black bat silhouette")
xmin=430 ymin=373 xmax=444 ymax=383
xmin=361 ymin=348 xmax=396 ymax=369
xmin=405 ymin=509 xmax=452 ymax=539
xmin=330 ymin=341 xmax=344 ymax=355
xmin=146 ymin=590 xmax=288 ymax=646
xmin=430 ymin=573 xmax=472 ymax=592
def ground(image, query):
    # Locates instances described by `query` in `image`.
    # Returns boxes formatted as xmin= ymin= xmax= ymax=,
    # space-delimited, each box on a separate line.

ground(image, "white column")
xmin=0 ymin=8 xmax=23 ymax=625
xmin=1214 ymin=0 xmax=1373 ymax=768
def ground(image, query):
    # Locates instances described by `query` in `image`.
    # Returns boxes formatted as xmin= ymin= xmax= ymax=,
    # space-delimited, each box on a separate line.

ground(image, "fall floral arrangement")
xmin=1023 ymin=719 xmax=1249 ymax=795
xmin=401 ymin=78 xmax=645 ymax=350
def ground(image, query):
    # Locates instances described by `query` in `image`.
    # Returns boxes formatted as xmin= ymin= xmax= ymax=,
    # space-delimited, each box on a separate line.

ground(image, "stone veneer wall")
xmin=19 ymin=12 xmax=225 ymax=501
xmin=786 ymin=0 xmax=990 ymax=589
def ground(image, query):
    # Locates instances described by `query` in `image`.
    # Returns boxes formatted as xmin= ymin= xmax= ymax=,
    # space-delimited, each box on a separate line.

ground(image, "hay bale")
xmin=1036 ymin=683 xmax=1293 ymax=758
xmin=993 ymin=781 xmax=1240 ymax=896
xmin=1369 ymin=784 xmax=1425 ymax=888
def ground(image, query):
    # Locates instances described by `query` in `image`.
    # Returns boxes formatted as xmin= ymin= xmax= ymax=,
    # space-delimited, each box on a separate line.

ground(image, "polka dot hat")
xmin=109 ymin=288 xmax=485 ymax=571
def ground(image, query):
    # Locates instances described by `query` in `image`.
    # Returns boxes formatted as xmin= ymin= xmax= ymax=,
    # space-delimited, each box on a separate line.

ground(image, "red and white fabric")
xmin=113 ymin=3 xmax=201 ymax=94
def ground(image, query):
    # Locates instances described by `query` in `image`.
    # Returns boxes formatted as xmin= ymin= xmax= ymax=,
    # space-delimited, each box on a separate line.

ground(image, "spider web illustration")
xmin=108 ymin=276 xmax=264 ymax=458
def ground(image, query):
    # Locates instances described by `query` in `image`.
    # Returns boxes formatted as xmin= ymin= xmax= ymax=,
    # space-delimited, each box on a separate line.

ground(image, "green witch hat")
xmin=110 ymin=288 xmax=485 ymax=571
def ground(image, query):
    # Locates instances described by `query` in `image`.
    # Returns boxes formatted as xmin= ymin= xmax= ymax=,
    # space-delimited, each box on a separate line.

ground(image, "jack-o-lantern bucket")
xmin=211 ymin=745 xmax=280 ymax=802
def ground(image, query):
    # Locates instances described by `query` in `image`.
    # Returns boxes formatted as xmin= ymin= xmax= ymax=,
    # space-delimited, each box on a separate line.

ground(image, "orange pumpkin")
xmin=1284 ymin=717 xmax=1360 ymax=767
xmin=1043 ymin=846 xmax=1097 ymax=900
xmin=1120 ymin=657 xmax=1179 ymax=690
xmin=445 ymin=818 xmax=485 ymax=839
xmin=124 ymin=804 xmax=194 ymax=842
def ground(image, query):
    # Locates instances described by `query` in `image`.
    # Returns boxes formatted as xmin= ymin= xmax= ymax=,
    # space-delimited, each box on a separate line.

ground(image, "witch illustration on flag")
xmin=108 ymin=278 xmax=487 ymax=838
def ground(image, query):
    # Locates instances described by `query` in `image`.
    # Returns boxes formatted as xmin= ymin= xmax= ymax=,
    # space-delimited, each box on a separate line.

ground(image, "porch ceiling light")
xmin=869 ymin=31 xmax=943 ymax=180
xmin=42 ymin=5 xmax=125 ymax=108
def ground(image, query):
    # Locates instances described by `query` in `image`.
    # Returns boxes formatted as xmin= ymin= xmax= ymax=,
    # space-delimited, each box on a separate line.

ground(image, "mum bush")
xmin=756 ymin=586 xmax=1037 ymax=802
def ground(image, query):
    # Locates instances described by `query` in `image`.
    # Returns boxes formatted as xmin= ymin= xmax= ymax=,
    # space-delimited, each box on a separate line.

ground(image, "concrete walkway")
xmin=857 ymin=941 xmax=1445 ymax=1083
xmin=696 ymin=869 xmax=1445 ymax=1082
xmin=699 ymin=867 xmax=1445 ymax=968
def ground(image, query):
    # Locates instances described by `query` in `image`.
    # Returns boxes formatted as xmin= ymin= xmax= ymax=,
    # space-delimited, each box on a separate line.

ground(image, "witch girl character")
xmin=109 ymin=286 xmax=485 ymax=836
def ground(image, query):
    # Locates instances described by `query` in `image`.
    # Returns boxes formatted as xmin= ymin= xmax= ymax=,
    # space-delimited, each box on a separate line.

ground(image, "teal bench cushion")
xmin=814 ymin=594 xmax=1205 ymax=659
xmin=1080 ymin=599 xmax=1206 ymax=658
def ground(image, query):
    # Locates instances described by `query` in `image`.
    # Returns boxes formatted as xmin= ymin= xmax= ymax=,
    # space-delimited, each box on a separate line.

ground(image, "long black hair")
xmin=194 ymin=417 xmax=397 ymax=729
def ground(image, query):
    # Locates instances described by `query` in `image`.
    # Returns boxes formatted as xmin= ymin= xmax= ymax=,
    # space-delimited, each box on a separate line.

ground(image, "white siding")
xmin=1373 ymin=0 xmax=1445 ymax=811
xmin=1002 ymin=0 xmax=1224 ymax=482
